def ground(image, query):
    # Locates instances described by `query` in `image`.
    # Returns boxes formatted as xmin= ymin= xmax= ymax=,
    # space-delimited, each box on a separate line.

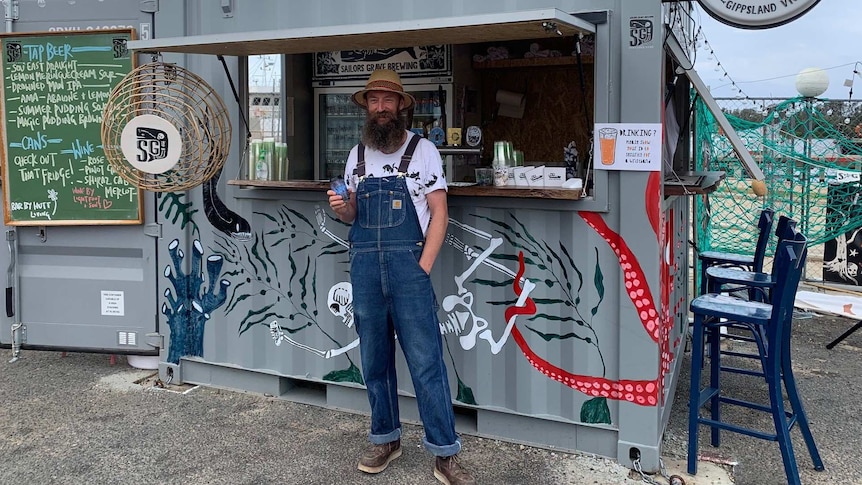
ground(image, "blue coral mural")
xmin=162 ymin=238 xmax=230 ymax=364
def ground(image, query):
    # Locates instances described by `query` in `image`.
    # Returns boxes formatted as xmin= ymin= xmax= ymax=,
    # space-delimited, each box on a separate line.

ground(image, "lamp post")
xmin=795 ymin=68 xmax=829 ymax=255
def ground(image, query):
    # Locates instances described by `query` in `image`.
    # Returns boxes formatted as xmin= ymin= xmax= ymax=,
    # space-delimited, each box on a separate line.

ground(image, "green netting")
xmin=694 ymin=96 xmax=862 ymax=256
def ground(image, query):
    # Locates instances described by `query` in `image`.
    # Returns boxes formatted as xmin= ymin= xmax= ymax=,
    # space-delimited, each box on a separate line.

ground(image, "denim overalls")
xmin=349 ymin=135 xmax=461 ymax=457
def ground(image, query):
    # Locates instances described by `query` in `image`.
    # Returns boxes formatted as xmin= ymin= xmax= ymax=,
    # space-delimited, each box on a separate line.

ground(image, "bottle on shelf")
xmin=255 ymin=144 xmax=270 ymax=180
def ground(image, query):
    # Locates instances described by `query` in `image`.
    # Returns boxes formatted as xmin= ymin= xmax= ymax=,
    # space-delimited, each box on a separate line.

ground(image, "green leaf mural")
xmin=580 ymin=397 xmax=612 ymax=424
xmin=591 ymin=247 xmax=605 ymax=317
xmin=158 ymin=192 xmax=199 ymax=238
xmin=324 ymin=363 xmax=364 ymax=384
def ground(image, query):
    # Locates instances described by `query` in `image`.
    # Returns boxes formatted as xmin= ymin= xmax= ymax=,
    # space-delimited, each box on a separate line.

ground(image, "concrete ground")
xmin=0 ymin=309 xmax=857 ymax=484
xmin=661 ymin=311 xmax=862 ymax=485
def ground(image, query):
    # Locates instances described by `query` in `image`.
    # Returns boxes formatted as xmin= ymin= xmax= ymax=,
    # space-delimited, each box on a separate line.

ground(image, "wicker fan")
xmin=102 ymin=62 xmax=231 ymax=192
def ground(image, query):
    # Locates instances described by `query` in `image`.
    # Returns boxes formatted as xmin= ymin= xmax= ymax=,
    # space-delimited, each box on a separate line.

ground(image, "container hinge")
xmin=145 ymin=332 xmax=164 ymax=349
xmin=139 ymin=0 xmax=158 ymax=14
xmin=143 ymin=223 xmax=162 ymax=238
xmin=6 ymin=0 xmax=19 ymax=21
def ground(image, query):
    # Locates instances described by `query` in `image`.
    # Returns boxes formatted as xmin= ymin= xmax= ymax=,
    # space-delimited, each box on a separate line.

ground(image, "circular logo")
xmin=465 ymin=125 xmax=482 ymax=147
xmin=697 ymin=0 xmax=819 ymax=29
xmin=120 ymin=114 xmax=182 ymax=174
xmin=428 ymin=126 xmax=446 ymax=146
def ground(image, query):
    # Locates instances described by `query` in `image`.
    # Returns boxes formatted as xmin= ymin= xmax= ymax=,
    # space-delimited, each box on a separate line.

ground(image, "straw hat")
xmin=351 ymin=69 xmax=415 ymax=110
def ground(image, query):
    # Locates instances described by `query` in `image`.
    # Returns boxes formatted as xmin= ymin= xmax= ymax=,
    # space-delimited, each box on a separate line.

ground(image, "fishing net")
xmin=694 ymin=96 xmax=862 ymax=262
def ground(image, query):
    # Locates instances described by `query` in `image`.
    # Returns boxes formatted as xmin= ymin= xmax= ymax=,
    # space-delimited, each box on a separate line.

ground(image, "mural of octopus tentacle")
xmin=203 ymin=168 xmax=252 ymax=241
xmin=505 ymin=250 xmax=658 ymax=426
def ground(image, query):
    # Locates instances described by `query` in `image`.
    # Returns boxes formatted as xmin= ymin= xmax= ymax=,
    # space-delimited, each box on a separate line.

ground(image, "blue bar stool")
xmin=697 ymin=208 xmax=774 ymax=296
xmin=704 ymin=215 xmax=798 ymax=373
xmin=688 ymin=228 xmax=824 ymax=485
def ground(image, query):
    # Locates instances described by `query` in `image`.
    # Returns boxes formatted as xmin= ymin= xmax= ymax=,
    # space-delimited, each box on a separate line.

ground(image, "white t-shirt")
xmin=344 ymin=131 xmax=447 ymax=236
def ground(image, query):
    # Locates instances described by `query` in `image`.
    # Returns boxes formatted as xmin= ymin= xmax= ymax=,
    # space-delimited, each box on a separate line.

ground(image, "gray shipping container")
xmin=0 ymin=0 xmax=743 ymax=472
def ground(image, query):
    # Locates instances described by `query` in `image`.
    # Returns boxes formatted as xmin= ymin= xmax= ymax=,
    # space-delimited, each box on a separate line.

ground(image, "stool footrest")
xmin=698 ymin=416 xmax=778 ymax=441
xmin=720 ymin=365 xmax=766 ymax=378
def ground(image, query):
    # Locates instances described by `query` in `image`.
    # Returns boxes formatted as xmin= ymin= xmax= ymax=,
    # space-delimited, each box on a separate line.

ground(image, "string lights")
xmin=844 ymin=61 xmax=862 ymax=101
xmin=692 ymin=27 xmax=755 ymax=103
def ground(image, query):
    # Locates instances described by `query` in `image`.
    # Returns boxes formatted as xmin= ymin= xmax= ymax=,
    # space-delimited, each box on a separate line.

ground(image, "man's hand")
xmin=328 ymin=189 xmax=356 ymax=223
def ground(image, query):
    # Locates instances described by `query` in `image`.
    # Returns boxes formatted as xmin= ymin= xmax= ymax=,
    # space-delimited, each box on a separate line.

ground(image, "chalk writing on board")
xmin=1 ymin=31 xmax=140 ymax=225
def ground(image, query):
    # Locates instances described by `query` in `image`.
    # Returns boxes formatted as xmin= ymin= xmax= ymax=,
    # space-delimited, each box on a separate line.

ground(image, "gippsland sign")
xmin=698 ymin=0 xmax=820 ymax=29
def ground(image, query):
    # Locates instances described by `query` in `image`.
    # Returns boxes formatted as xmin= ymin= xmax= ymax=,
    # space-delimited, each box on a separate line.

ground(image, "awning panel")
xmin=128 ymin=9 xmax=595 ymax=56
xmin=665 ymin=31 xmax=765 ymax=180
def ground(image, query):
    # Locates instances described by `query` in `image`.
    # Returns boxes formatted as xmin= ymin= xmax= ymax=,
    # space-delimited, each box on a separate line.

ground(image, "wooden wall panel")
xmin=478 ymin=63 xmax=594 ymax=166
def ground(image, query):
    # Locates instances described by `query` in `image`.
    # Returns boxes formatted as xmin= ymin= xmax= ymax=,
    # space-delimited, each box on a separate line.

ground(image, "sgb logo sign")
xmin=136 ymin=127 xmax=168 ymax=162
xmin=629 ymin=17 xmax=654 ymax=48
xmin=120 ymin=115 xmax=181 ymax=174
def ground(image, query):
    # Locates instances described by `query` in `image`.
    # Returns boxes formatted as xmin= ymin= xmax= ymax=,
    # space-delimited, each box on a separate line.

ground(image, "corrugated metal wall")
xmin=0 ymin=0 xmax=700 ymax=468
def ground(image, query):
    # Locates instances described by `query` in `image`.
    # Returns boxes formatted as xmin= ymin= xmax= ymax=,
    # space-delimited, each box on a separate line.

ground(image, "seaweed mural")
xmin=158 ymin=192 xmax=199 ymax=238
xmin=162 ymin=239 xmax=231 ymax=364
xmin=447 ymin=213 xmax=615 ymax=423
xmin=212 ymin=205 xmax=364 ymax=384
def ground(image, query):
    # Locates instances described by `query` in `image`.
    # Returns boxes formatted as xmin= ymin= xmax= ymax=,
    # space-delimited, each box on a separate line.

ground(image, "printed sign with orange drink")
xmin=593 ymin=123 xmax=662 ymax=171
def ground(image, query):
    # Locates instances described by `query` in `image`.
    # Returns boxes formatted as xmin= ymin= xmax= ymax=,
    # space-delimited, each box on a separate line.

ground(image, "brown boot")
xmin=357 ymin=439 xmax=402 ymax=473
xmin=434 ymin=454 xmax=476 ymax=484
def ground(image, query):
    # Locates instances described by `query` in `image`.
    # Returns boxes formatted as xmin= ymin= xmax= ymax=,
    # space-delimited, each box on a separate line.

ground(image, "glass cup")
xmin=475 ymin=167 xmax=494 ymax=186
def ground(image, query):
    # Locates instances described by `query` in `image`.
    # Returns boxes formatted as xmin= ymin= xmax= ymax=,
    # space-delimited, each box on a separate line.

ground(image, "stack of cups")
xmin=273 ymin=142 xmax=288 ymax=181
xmin=492 ymin=141 xmax=514 ymax=187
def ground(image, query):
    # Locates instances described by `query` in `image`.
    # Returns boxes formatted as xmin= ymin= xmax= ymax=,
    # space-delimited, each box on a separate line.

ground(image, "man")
xmin=327 ymin=69 xmax=475 ymax=485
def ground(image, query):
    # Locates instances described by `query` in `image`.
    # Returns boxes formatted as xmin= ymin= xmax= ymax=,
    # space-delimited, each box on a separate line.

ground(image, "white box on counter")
xmin=543 ymin=167 xmax=566 ymax=187
xmin=526 ymin=165 xmax=545 ymax=187
xmin=514 ymin=166 xmax=533 ymax=187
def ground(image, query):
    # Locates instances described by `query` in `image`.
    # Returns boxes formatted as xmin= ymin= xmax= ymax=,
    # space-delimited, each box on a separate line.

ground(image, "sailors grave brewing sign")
xmin=698 ymin=0 xmax=820 ymax=29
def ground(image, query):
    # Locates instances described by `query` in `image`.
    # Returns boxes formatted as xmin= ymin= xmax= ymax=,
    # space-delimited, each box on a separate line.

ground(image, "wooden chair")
xmin=688 ymin=228 xmax=824 ymax=485
xmin=697 ymin=208 xmax=774 ymax=296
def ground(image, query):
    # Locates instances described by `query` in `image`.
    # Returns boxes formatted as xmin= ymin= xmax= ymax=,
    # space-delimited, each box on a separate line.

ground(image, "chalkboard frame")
xmin=0 ymin=28 xmax=142 ymax=226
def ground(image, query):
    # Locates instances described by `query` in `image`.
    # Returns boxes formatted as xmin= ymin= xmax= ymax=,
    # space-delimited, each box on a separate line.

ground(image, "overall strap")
xmin=398 ymin=134 xmax=421 ymax=173
xmin=354 ymin=134 xmax=420 ymax=177
xmin=354 ymin=144 xmax=366 ymax=177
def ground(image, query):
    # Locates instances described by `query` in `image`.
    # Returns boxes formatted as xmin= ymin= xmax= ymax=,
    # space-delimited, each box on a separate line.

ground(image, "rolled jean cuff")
xmin=424 ymin=436 xmax=461 ymax=457
xmin=369 ymin=427 xmax=401 ymax=445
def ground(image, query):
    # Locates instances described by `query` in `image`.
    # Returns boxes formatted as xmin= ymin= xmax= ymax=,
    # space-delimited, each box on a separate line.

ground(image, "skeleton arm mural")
xmin=268 ymin=281 xmax=360 ymax=359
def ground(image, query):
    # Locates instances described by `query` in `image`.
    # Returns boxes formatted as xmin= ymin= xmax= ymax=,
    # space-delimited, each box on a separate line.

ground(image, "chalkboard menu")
xmin=0 ymin=30 xmax=141 ymax=225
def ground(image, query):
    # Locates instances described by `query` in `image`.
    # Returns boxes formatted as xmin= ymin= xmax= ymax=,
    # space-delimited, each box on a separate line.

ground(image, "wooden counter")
xmin=227 ymin=179 xmax=583 ymax=200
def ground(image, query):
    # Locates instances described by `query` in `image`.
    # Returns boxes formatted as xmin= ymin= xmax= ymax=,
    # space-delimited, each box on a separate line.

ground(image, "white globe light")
xmin=795 ymin=67 xmax=829 ymax=98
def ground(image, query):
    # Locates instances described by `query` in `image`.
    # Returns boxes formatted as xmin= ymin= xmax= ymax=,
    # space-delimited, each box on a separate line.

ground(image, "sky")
xmin=693 ymin=0 xmax=861 ymax=101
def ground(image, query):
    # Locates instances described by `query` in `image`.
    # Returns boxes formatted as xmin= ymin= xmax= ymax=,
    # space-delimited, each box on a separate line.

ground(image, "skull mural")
xmin=328 ymin=282 xmax=353 ymax=328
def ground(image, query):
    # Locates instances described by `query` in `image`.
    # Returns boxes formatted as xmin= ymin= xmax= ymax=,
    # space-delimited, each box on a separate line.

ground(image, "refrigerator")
xmin=313 ymin=84 xmax=454 ymax=180
xmin=312 ymin=46 xmax=454 ymax=180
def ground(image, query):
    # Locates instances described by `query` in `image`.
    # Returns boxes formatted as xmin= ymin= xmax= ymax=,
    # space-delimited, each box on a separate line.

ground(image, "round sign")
xmin=697 ymin=0 xmax=820 ymax=29
xmin=120 ymin=114 xmax=182 ymax=174
xmin=465 ymin=125 xmax=482 ymax=147
xmin=428 ymin=126 xmax=446 ymax=146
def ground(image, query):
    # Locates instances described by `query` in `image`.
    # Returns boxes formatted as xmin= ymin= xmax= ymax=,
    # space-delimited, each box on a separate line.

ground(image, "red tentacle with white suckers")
xmin=507 ymin=251 xmax=660 ymax=406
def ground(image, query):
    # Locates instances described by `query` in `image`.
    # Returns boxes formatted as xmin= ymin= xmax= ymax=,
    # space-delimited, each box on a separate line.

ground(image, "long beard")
xmin=362 ymin=112 xmax=406 ymax=153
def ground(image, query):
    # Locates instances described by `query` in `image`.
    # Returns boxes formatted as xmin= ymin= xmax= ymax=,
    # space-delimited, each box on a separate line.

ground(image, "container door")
xmin=0 ymin=219 xmax=159 ymax=356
